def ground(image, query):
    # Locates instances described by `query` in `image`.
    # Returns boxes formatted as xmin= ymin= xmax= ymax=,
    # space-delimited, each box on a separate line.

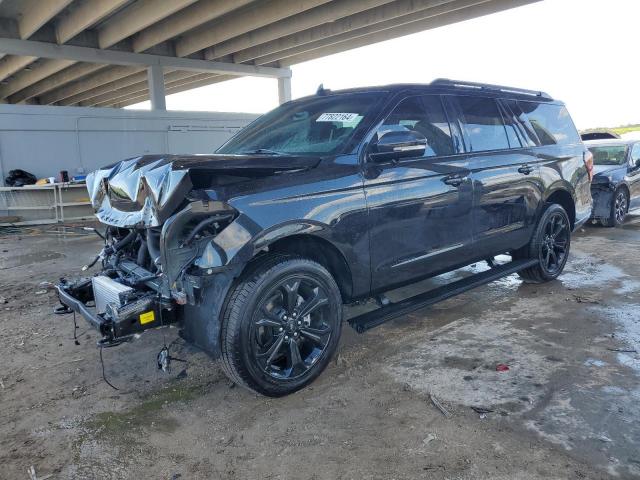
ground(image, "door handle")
xmin=518 ymin=165 xmax=534 ymax=175
xmin=443 ymin=175 xmax=468 ymax=187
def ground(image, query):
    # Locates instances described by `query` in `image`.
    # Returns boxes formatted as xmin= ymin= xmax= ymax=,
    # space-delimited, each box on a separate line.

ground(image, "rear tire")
xmin=600 ymin=188 xmax=628 ymax=227
xmin=220 ymin=255 xmax=342 ymax=397
xmin=515 ymin=203 xmax=571 ymax=283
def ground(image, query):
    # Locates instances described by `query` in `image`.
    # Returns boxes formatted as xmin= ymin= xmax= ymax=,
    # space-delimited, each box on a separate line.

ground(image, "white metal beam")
xmin=233 ymin=0 xmax=465 ymax=64
xmin=7 ymin=62 xmax=106 ymax=103
xmin=0 ymin=38 xmax=292 ymax=78
xmin=278 ymin=76 xmax=292 ymax=104
xmin=112 ymin=75 xmax=235 ymax=108
xmin=132 ymin=0 xmax=255 ymax=53
xmin=81 ymin=71 xmax=200 ymax=106
xmin=0 ymin=55 xmax=37 ymax=82
xmin=205 ymin=0 xmax=396 ymax=60
xmin=146 ymin=65 xmax=166 ymax=110
xmin=175 ymin=0 xmax=333 ymax=58
xmin=279 ymin=0 xmax=539 ymax=67
xmin=0 ymin=58 xmax=75 ymax=98
xmin=41 ymin=65 xmax=144 ymax=105
xmin=17 ymin=0 xmax=74 ymax=39
xmin=56 ymin=0 xmax=130 ymax=44
xmin=98 ymin=0 xmax=199 ymax=49
xmin=251 ymin=0 xmax=492 ymax=65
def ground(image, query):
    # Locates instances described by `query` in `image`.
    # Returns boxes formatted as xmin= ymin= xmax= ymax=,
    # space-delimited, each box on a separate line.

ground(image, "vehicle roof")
xmin=585 ymin=139 xmax=638 ymax=146
xmin=298 ymin=79 xmax=558 ymax=103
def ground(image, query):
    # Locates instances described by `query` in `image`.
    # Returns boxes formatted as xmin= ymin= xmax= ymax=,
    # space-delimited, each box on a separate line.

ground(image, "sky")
xmin=128 ymin=0 xmax=640 ymax=130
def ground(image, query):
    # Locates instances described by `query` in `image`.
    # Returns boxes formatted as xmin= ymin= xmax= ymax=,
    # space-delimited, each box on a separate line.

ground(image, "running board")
xmin=348 ymin=259 xmax=538 ymax=333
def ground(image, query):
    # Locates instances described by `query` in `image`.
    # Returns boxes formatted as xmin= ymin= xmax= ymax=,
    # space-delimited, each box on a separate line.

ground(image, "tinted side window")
xmin=456 ymin=96 xmax=510 ymax=152
xmin=380 ymin=95 xmax=454 ymax=157
xmin=519 ymin=101 xmax=580 ymax=146
xmin=502 ymin=99 xmax=538 ymax=147
xmin=631 ymin=143 xmax=640 ymax=163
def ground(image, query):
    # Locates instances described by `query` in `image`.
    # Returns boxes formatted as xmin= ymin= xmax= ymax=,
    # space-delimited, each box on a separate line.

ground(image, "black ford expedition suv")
xmin=56 ymin=79 xmax=592 ymax=396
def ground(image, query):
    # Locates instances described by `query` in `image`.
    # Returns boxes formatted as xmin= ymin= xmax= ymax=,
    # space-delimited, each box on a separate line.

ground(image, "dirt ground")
xmin=1 ymin=217 xmax=640 ymax=480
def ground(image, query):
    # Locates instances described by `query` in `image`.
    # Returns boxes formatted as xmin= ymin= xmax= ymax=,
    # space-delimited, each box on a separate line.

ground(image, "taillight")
xmin=584 ymin=150 xmax=594 ymax=182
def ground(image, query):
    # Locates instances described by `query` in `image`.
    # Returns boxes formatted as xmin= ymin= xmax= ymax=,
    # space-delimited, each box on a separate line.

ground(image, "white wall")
xmin=0 ymin=104 xmax=257 ymax=180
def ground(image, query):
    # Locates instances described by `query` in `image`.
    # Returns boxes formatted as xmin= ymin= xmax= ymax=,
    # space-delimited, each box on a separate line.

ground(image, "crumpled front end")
xmin=86 ymin=155 xmax=193 ymax=228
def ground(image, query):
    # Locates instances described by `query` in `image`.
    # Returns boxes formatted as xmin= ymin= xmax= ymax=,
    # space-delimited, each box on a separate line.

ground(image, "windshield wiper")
xmin=238 ymin=148 xmax=286 ymax=156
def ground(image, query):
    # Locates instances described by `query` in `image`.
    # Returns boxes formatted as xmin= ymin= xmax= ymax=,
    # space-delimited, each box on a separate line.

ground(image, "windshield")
xmin=217 ymin=92 xmax=382 ymax=156
xmin=589 ymin=145 xmax=628 ymax=165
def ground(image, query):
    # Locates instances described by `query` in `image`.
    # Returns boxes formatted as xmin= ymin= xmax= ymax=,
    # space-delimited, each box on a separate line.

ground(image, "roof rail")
xmin=430 ymin=78 xmax=552 ymax=100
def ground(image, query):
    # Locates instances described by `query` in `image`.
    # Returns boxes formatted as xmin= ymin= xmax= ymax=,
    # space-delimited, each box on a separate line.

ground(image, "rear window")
xmin=589 ymin=145 xmax=628 ymax=165
xmin=519 ymin=102 xmax=580 ymax=146
xmin=455 ymin=96 xmax=510 ymax=152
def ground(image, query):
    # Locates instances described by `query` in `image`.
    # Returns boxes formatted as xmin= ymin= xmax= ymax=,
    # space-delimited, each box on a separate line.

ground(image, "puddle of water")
xmin=594 ymin=304 xmax=640 ymax=375
xmin=0 ymin=250 xmax=63 ymax=269
xmin=561 ymin=254 xmax=640 ymax=294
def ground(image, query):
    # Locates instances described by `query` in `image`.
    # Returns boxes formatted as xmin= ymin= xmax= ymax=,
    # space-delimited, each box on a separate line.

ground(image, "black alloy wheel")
xmin=539 ymin=211 xmax=570 ymax=276
xmin=515 ymin=203 xmax=571 ymax=283
xmin=251 ymin=275 xmax=333 ymax=380
xmin=220 ymin=256 xmax=342 ymax=396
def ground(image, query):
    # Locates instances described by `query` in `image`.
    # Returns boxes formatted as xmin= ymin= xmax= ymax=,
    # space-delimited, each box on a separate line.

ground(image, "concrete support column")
xmin=147 ymin=65 xmax=166 ymax=110
xmin=278 ymin=76 xmax=291 ymax=104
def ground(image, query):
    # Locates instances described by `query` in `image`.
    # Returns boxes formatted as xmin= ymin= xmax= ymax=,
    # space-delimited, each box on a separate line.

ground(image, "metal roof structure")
xmin=0 ymin=0 xmax=538 ymax=110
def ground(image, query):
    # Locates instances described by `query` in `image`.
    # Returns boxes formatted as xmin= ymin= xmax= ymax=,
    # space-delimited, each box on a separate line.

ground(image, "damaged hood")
xmin=593 ymin=164 xmax=625 ymax=176
xmin=86 ymin=154 xmax=320 ymax=227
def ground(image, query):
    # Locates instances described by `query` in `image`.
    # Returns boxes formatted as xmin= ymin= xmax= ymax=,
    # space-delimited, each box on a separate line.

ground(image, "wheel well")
xmin=266 ymin=234 xmax=353 ymax=300
xmin=546 ymin=189 xmax=576 ymax=228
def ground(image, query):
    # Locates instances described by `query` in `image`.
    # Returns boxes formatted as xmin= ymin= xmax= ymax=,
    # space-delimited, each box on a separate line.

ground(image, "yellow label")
xmin=139 ymin=311 xmax=155 ymax=325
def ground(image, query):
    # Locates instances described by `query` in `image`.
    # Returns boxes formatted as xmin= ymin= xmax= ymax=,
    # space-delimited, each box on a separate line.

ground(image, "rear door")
xmin=364 ymin=94 xmax=474 ymax=291
xmin=446 ymin=95 xmax=543 ymax=255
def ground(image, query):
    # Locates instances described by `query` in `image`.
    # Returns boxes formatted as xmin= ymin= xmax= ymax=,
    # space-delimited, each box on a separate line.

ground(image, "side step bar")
xmin=348 ymin=259 xmax=538 ymax=333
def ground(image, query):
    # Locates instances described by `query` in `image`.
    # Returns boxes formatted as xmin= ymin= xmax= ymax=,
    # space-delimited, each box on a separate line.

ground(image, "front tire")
xmin=515 ymin=203 xmax=571 ymax=283
xmin=600 ymin=188 xmax=628 ymax=227
xmin=220 ymin=256 xmax=342 ymax=397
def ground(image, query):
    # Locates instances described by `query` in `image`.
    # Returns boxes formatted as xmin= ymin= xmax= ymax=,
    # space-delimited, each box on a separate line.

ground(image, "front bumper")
xmin=56 ymin=279 xmax=174 ymax=342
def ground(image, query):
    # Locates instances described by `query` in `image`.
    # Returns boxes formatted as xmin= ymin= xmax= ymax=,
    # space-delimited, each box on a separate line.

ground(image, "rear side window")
xmin=502 ymin=99 xmax=538 ymax=147
xmin=518 ymin=102 xmax=580 ymax=146
xmin=455 ymin=96 xmax=510 ymax=152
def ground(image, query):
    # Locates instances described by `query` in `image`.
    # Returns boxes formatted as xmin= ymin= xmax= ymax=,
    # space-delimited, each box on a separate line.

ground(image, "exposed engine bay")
xmin=57 ymin=216 xmax=233 ymax=346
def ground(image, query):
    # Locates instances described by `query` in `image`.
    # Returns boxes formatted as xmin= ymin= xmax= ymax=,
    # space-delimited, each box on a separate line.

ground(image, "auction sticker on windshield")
xmin=317 ymin=113 xmax=359 ymax=122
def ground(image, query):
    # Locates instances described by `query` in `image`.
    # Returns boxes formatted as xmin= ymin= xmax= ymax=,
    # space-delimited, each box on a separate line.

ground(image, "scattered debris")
xmin=423 ymin=433 xmax=437 ymax=444
xmin=402 ymin=382 xmax=412 ymax=392
xmin=34 ymin=290 xmax=47 ymax=295
xmin=430 ymin=393 xmax=452 ymax=419
xmin=607 ymin=348 xmax=637 ymax=353
xmin=27 ymin=466 xmax=52 ymax=480
xmin=496 ymin=363 xmax=510 ymax=372
xmin=0 ymin=378 xmax=4 ymax=389
xmin=471 ymin=406 xmax=494 ymax=415
xmin=0 ymin=296 xmax=6 ymax=304
xmin=573 ymin=294 xmax=600 ymax=304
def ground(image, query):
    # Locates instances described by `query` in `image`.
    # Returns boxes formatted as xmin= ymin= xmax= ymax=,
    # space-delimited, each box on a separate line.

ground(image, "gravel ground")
xmin=1 ymin=217 xmax=640 ymax=480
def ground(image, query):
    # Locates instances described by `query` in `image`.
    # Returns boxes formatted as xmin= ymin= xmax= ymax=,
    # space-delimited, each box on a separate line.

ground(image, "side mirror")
xmin=369 ymin=130 xmax=427 ymax=163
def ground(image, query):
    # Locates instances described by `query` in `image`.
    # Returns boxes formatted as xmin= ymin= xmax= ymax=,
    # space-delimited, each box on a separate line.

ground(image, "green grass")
xmin=582 ymin=124 xmax=640 ymax=136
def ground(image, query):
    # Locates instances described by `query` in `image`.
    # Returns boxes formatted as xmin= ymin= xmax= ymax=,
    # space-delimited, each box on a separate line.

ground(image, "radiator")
xmin=92 ymin=276 xmax=133 ymax=314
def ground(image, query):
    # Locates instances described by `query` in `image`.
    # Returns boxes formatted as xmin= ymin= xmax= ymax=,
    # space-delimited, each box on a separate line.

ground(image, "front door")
xmin=446 ymin=95 xmax=543 ymax=255
xmin=364 ymin=95 xmax=474 ymax=292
